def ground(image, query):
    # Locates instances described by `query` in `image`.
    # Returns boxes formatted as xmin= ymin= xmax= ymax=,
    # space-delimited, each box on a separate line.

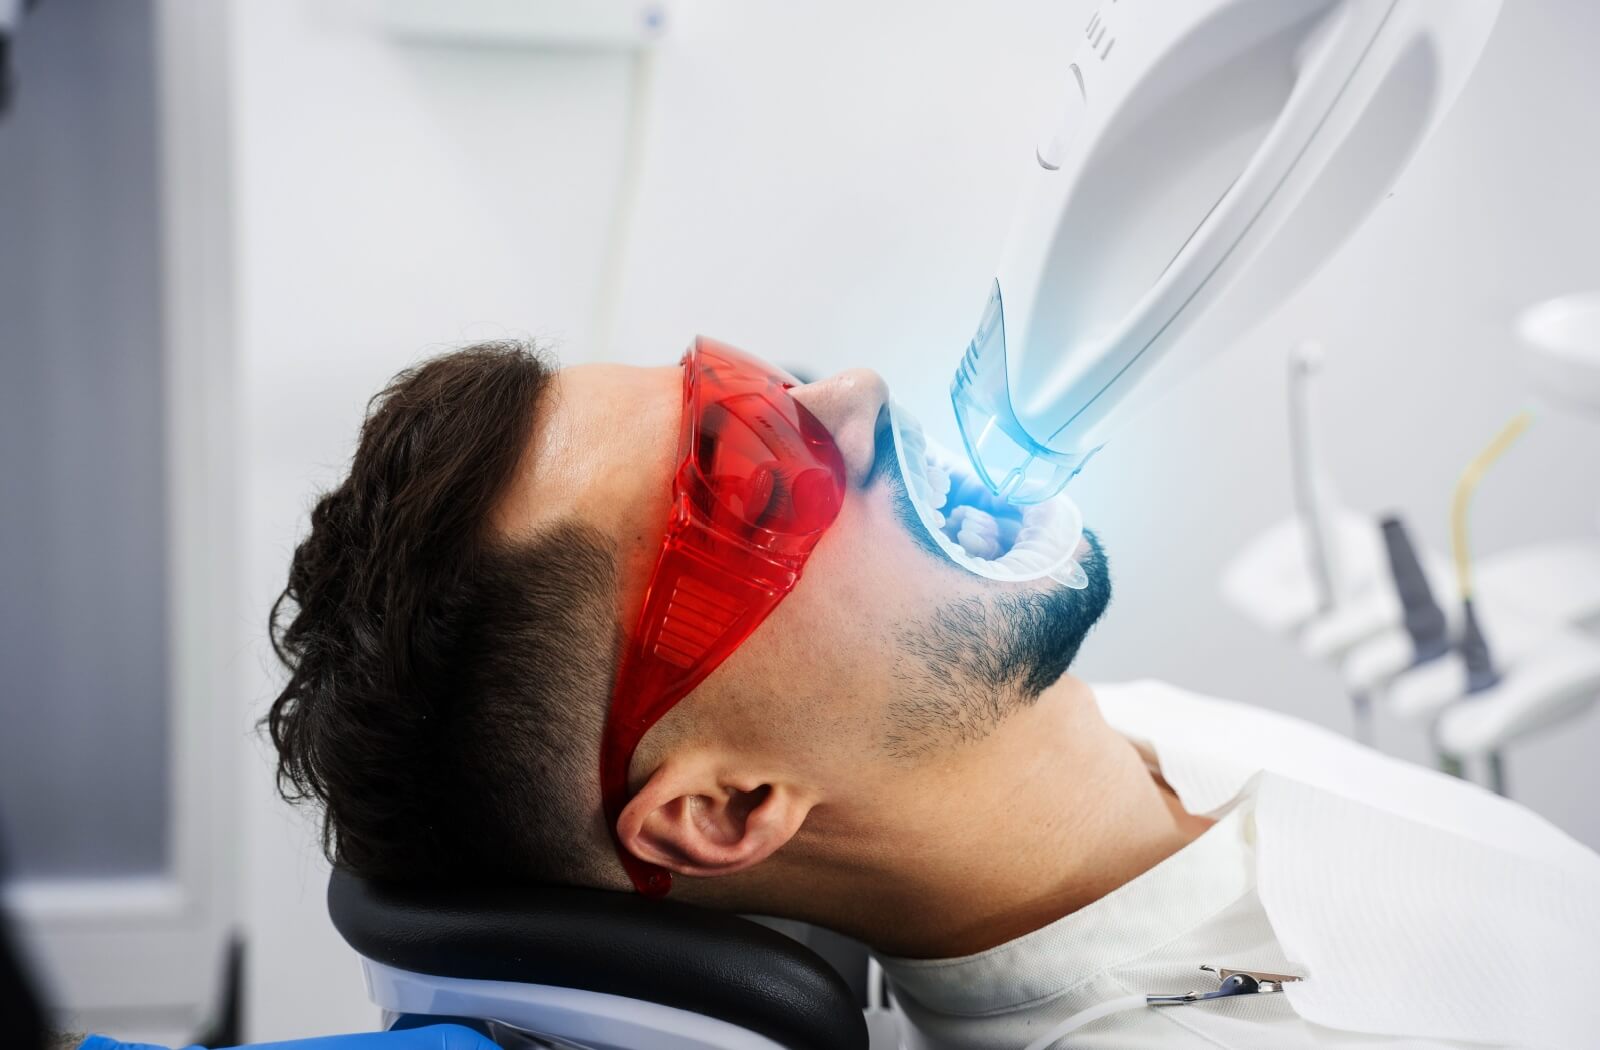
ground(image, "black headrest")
xmin=327 ymin=869 xmax=868 ymax=1050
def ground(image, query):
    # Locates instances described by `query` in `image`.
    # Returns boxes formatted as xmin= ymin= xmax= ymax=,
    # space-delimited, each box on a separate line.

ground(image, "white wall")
xmin=231 ymin=0 xmax=1600 ymax=1037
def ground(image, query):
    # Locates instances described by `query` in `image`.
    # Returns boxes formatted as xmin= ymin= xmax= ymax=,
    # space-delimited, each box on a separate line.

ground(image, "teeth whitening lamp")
xmin=951 ymin=0 xmax=1501 ymax=506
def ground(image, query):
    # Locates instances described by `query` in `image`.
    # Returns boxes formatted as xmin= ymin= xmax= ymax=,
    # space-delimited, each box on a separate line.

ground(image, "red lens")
xmin=685 ymin=350 xmax=843 ymax=544
xmin=600 ymin=338 xmax=846 ymax=896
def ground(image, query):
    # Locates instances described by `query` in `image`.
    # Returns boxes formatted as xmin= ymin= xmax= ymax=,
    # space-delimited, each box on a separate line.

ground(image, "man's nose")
xmin=789 ymin=368 xmax=890 ymax=486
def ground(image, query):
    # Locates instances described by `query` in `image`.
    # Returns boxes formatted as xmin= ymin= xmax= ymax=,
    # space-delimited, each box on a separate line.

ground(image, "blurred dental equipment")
xmin=1416 ymin=300 xmax=1600 ymax=787
xmin=1225 ymin=298 xmax=1600 ymax=795
xmin=1288 ymin=341 xmax=1342 ymax=617
xmin=1521 ymin=291 xmax=1600 ymax=419
xmin=946 ymin=0 xmax=1500 ymax=511
xmin=1449 ymin=412 xmax=1534 ymax=695
xmin=1418 ymin=412 xmax=1534 ymax=789
xmin=1221 ymin=340 xmax=1458 ymax=681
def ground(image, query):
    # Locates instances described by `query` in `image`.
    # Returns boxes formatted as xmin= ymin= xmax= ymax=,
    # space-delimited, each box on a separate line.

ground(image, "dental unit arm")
xmin=952 ymin=0 xmax=1501 ymax=504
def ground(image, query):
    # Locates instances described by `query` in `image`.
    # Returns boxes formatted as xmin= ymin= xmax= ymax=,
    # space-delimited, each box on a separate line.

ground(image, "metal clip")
xmin=1146 ymin=965 xmax=1305 ymax=1008
xmin=1199 ymin=964 xmax=1304 ymax=994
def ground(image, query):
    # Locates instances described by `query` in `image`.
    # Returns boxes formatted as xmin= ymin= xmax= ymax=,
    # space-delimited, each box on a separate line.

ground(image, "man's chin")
xmin=884 ymin=530 xmax=1112 ymax=756
xmin=1021 ymin=528 xmax=1111 ymax=686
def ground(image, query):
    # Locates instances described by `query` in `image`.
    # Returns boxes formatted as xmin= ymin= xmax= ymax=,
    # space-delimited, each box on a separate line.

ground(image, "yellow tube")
xmin=1451 ymin=411 xmax=1534 ymax=600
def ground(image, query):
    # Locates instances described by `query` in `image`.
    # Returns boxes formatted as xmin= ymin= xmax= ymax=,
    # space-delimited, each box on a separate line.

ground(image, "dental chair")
xmin=327 ymin=868 xmax=877 ymax=1050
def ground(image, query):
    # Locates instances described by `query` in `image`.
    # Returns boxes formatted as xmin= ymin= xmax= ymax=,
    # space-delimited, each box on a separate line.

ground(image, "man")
xmin=269 ymin=340 xmax=1599 ymax=1048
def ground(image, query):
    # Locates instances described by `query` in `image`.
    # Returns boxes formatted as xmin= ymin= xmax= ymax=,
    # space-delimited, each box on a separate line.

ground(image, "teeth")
xmin=1000 ymin=547 xmax=1051 ymax=572
xmin=941 ymin=505 xmax=976 ymax=535
xmin=887 ymin=399 xmax=1086 ymax=587
xmin=954 ymin=506 xmax=1001 ymax=558
xmin=925 ymin=462 xmax=951 ymax=510
xmin=996 ymin=517 xmax=1020 ymax=550
xmin=959 ymin=507 xmax=998 ymax=537
xmin=907 ymin=466 xmax=933 ymax=508
xmin=959 ymin=532 xmax=1001 ymax=559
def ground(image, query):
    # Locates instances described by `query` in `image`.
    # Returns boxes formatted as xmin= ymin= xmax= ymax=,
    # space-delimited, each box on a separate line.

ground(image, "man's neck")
xmin=793 ymin=678 xmax=1212 ymax=959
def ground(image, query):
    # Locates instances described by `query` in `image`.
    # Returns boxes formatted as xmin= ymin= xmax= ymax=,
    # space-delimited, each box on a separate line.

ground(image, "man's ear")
xmin=615 ymin=755 xmax=812 ymax=879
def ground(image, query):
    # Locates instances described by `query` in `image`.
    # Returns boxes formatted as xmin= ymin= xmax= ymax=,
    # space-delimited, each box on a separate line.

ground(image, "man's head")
xmin=268 ymin=340 xmax=1110 ymax=903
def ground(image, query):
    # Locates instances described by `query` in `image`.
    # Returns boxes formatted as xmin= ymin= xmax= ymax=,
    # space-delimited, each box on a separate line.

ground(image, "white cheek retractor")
xmin=888 ymin=400 xmax=1087 ymax=588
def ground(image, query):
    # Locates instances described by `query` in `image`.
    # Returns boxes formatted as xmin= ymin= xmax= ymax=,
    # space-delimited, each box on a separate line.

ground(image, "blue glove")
xmin=78 ymin=1024 xmax=501 ymax=1050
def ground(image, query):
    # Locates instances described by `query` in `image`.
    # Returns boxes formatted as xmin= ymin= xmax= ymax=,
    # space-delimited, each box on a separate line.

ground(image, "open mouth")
xmin=887 ymin=400 xmax=1088 ymax=588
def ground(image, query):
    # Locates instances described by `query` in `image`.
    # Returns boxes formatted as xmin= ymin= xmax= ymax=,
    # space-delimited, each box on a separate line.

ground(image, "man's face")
xmin=493 ymin=356 xmax=1110 ymax=785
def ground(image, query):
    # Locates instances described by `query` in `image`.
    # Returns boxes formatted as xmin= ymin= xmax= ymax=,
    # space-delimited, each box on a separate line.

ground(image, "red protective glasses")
xmin=600 ymin=337 xmax=847 ymax=896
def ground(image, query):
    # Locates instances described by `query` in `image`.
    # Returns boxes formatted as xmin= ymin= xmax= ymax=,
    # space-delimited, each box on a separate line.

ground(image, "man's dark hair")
xmin=267 ymin=343 xmax=620 ymax=886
